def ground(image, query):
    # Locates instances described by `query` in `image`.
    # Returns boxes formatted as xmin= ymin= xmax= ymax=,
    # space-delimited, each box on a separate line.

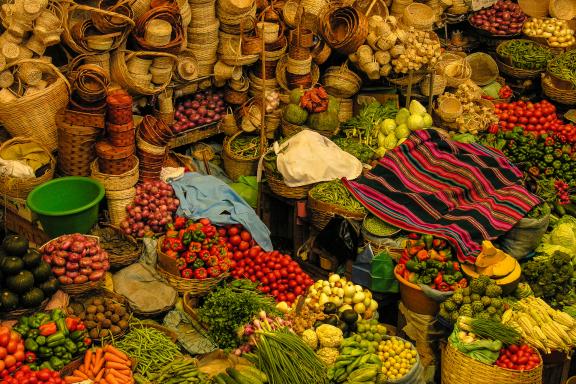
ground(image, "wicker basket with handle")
xmin=0 ymin=59 xmax=69 ymax=151
xmin=222 ymin=131 xmax=261 ymax=181
xmin=0 ymin=137 xmax=56 ymax=199
xmin=308 ymin=191 xmax=366 ymax=230
xmin=442 ymin=342 xmax=542 ymax=384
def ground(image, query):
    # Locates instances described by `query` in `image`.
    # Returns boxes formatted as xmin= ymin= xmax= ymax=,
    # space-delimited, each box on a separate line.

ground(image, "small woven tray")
xmin=92 ymin=224 xmax=142 ymax=269
xmin=308 ymin=193 xmax=365 ymax=230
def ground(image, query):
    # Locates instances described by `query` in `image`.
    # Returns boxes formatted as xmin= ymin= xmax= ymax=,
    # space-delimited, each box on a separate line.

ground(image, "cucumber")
xmin=219 ymin=373 xmax=240 ymax=384
xmin=226 ymin=367 xmax=261 ymax=384
xmin=214 ymin=374 xmax=229 ymax=384
xmin=237 ymin=366 xmax=268 ymax=383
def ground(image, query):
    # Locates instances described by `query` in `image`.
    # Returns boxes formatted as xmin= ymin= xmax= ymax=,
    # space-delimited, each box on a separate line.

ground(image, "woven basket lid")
xmin=107 ymin=90 xmax=133 ymax=107
xmin=96 ymin=140 xmax=135 ymax=159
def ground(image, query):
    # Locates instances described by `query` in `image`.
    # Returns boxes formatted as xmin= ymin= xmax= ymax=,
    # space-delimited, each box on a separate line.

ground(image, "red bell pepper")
xmin=177 ymin=258 xmax=187 ymax=271
xmin=188 ymin=242 xmax=202 ymax=252
xmin=416 ymin=249 xmax=429 ymax=261
xmin=65 ymin=317 xmax=79 ymax=332
xmin=198 ymin=250 xmax=210 ymax=261
xmin=76 ymin=323 xmax=85 ymax=331
xmin=407 ymin=233 xmax=420 ymax=240
xmin=205 ymin=255 xmax=219 ymax=267
xmin=183 ymin=251 xmax=197 ymax=264
xmin=174 ymin=216 xmax=187 ymax=230
xmin=39 ymin=322 xmax=57 ymax=336
xmin=181 ymin=268 xmax=194 ymax=279
xmin=453 ymin=262 xmax=460 ymax=272
xmin=396 ymin=264 xmax=406 ymax=275
xmin=165 ymin=249 xmax=178 ymax=259
xmin=458 ymin=278 xmax=468 ymax=288
xmin=194 ymin=268 xmax=208 ymax=279
xmin=166 ymin=229 xmax=179 ymax=238
xmin=208 ymin=266 xmax=221 ymax=277
xmin=25 ymin=351 xmax=36 ymax=363
xmin=219 ymin=261 xmax=230 ymax=272
xmin=437 ymin=282 xmax=450 ymax=292
xmin=84 ymin=338 xmax=92 ymax=346
xmin=402 ymin=269 xmax=410 ymax=281
xmin=434 ymin=272 xmax=443 ymax=286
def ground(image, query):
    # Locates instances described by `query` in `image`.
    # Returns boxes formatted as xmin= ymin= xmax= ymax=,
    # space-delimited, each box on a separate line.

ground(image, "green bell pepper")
xmin=56 ymin=318 xmax=69 ymax=336
xmin=38 ymin=346 xmax=52 ymax=357
xmin=36 ymin=336 xmax=46 ymax=346
xmin=30 ymin=313 xmax=50 ymax=328
xmin=27 ymin=329 xmax=39 ymax=339
xmin=19 ymin=316 xmax=30 ymax=327
xmin=70 ymin=330 xmax=85 ymax=342
xmin=50 ymin=309 xmax=64 ymax=321
xmin=64 ymin=340 xmax=77 ymax=354
xmin=46 ymin=332 xmax=66 ymax=347
xmin=49 ymin=356 xmax=64 ymax=371
xmin=24 ymin=338 xmax=39 ymax=352
xmin=39 ymin=362 xmax=53 ymax=370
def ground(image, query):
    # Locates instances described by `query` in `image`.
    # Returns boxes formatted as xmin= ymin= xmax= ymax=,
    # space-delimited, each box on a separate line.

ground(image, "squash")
xmin=2 ymin=235 xmax=29 ymax=257
xmin=6 ymin=270 xmax=35 ymax=294
xmin=284 ymin=104 xmax=308 ymax=125
xmin=461 ymin=264 xmax=479 ymax=279
xmin=20 ymin=287 xmax=45 ymax=308
xmin=32 ymin=262 xmax=52 ymax=283
xmin=22 ymin=249 xmax=41 ymax=268
xmin=491 ymin=256 xmax=516 ymax=278
xmin=495 ymin=260 xmax=521 ymax=295
xmin=289 ymin=88 xmax=305 ymax=105
xmin=1 ymin=256 xmax=24 ymax=275
xmin=476 ymin=264 xmax=494 ymax=277
xmin=39 ymin=278 xmax=60 ymax=297
xmin=0 ymin=290 xmax=19 ymax=310
xmin=307 ymin=111 xmax=339 ymax=131
xmin=327 ymin=96 xmax=340 ymax=114
xmin=475 ymin=240 xmax=507 ymax=267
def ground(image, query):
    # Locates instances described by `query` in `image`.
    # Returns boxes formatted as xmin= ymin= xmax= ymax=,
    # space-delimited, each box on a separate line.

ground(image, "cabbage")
xmin=422 ymin=113 xmax=433 ymax=128
xmin=409 ymin=100 xmax=427 ymax=116
xmin=407 ymin=114 xmax=425 ymax=131
xmin=380 ymin=119 xmax=396 ymax=135
xmin=378 ymin=132 xmax=386 ymax=147
xmin=383 ymin=133 xmax=398 ymax=149
xmin=395 ymin=123 xmax=410 ymax=139
xmin=395 ymin=108 xmax=410 ymax=125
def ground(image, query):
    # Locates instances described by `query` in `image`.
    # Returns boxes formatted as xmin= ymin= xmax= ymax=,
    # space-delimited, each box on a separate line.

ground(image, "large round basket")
xmin=307 ymin=192 xmax=365 ymax=230
xmin=493 ymin=56 xmax=542 ymax=80
xmin=92 ymin=224 xmax=142 ymax=269
xmin=156 ymin=262 xmax=228 ymax=295
xmin=542 ymin=74 xmax=576 ymax=105
xmin=222 ymin=131 xmax=261 ymax=181
xmin=387 ymin=72 xmax=426 ymax=87
xmin=0 ymin=137 xmax=56 ymax=199
xmin=265 ymin=167 xmax=313 ymax=200
xmin=442 ymin=343 xmax=543 ymax=384
xmin=466 ymin=52 xmax=499 ymax=86
xmin=322 ymin=63 xmax=362 ymax=98
xmin=90 ymin=157 xmax=139 ymax=191
xmin=394 ymin=265 xmax=439 ymax=315
xmin=0 ymin=60 xmax=70 ymax=151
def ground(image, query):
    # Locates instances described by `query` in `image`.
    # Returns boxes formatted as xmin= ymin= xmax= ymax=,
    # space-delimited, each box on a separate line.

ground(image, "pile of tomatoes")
xmin=1 ymin=366 xmax=63 ymax=384
xmin=495 ymin=344 xmax=541 ymax=371
xmin=494 ymin=100 xmax=576 ymax=142
xmin=230 ymin=247 xmax=314 ymax=306
xmin=0 ymin=327 xmax=26 ymax=376
xmin=217 ymin=224 xmax=254 ymax=253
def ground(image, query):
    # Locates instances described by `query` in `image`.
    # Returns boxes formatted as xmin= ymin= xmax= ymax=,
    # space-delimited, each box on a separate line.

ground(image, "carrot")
xmin=104 ymin=352 xmax=129 ymax=365
xmin=107 ymin=369 xmax=132 ymax=382
xmin=107 ymin=375 xmax=120 ymax=384
xmin=72 ymin=370 xmax=89 ymax=379
xmin=94 ymin=367 xmax=106 ymax=382
xmin=104 ymin=345 xmax=129 ymax=361
xmin=84 ymin=349 xmax=93 ymax=372
xmin=104 ymin=361 xmax=129 ymax=371
xmin=65 ymin=377 xmax=84 ymax=383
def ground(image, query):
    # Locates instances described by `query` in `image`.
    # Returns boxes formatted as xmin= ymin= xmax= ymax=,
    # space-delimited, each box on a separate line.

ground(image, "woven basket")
xmin=276 ymin=55 xmax=320 ymax=91
xmin=319 ymin=3 xmax=369 ymax=55
xmin=0 ymin=298 xmax=50 ymax=320
xmin=549 ymin=0 xmax=576 ymax=19
xmin=132 ymin=6 xmax=184 ymax=54
xmin=403 ymin=2 xmax=435 ymax=30
xmin=57 ymin=117 xmax=102 ymax=177
xmin=466 ymin=52 xmax=499 ymax=86
xmin=308 ymin=192 xmax=366 ymax=230
xmin=518 ymin=0 xmax=549 ymax=17
xmin=436 ymin=53 xmax=471 ymax=87
xmin=442 ymin=343 xmax=542 ymax=384
xmin=222 ymin=131 xmax=261 ymax=181
xmin=0 ymin=137 xmax=56 ymax=199
xmin=111 ymin=45 xmax=176 ymax=95
xmin=281 ymin=117 xmax=307 ymax=137
xmin=157 ymin=266 xmax=228 ymax=295
xmin=92 ymin=0 xmax=134 ymax=34
xmin=322 ymin=63 xmax=362 ymax=98
xmin=265 ymin=166 xmax=313 ymax=199
xmin=420 ymin=74 xmax=447 ymax=96
xmin=494 ymin=56 xmax=542 ymax=80
xmin=94 ymin=224 xmax=142 ymax=269
xmin=542 ymin=73 xmax=576 ymax=105
xmin=106 ymin=187 xmax=135 ymax=226
xmin=0 ymin=60 xmax=69 ymax=151
xmin=436 ymin=96 xmax=463 ymax=122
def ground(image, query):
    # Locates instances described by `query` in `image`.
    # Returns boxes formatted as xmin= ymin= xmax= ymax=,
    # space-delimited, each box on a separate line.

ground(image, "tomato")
xmin=0 ymin=328 xmax=9 ymax=348
xmin=286 ymin=292 xmax=296 ymax=301
xmin=278 ymin=294 xmax=286 ymax=302
xmin=6 ymin=341 xmax=18 ymax=354
xmin=238 ymin=241 xmax=250 ymax=251
xmin=4 ymin=356 xmax=15 ymax=368
xmin=240 ymin=230 xmax=252 ymax=242
xmin=13 ymin=350 xmax=24 ymax=363
xmin=228 ymin=226 xmax=239 ymax=236
xmin=229 ymin=235 xmax=242 ymax=246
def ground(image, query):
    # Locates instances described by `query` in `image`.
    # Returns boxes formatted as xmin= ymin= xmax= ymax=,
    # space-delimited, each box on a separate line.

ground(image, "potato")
xmin=102 ymin=319 xmax=112 ymax=329
xmin=85 ymin=320 xmax=97 ymax=329
xmin=110 ymin=325 xmax=121 ymax=335
xmin=86 ymin=305 xmax=98 ymax=314
xmin=96 ymin=305 xmax=105 ymax=313
xmin=111 ymin=314 xmax=120 ymax=323
xmin=118 ymin=320 xmax=129 ymax=330
xmin=99 ymin=329 xmax=110 ymax=338
xmin=105 ymin=311 xmax=112 ymax=318
xmin=93 ymin=298 xmax=103 ymax=306
xmin=87 ymin=313 xmax=95 ymax=321
xmin=96 ymin=313 xmax=106 ymax=322
xmin=89 ymin=328 xmax=99 ymax=339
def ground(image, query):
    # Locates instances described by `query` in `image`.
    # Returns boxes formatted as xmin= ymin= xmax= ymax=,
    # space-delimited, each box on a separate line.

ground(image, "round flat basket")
xmin=265 ymin=167 xmax=313 ymax=199
xmin=0 ymin=137 xmax=56 ymax=198
xmin=442 ymin=343 xmax=543 ymax=384
xmin=156 ymin=266 xmax=228 ymax=295
xmin=542 ymin=74 xmax=576 ymax=105
xmin=92 ymin=224 xmax=142 ymax=269
xmin=308 ymin=193 xmax=365 ymax=230
xmin=387 ymin=72 xmax=426 ymax=87
xmin=466 ymin=52 xmax=499 ymax=86
xmin=281 ymin=117 xmax=306 ymax=137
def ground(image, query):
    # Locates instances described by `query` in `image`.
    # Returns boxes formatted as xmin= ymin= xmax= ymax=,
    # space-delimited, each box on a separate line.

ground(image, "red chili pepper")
xmin=65 ymin=317 xmax=79 ymax=332
xmin=458 ymin=278 xmax=468 ymax=288
xmin=438 ymin=282 xmax=450 ymax=292
xmin=38 ymin=322 xmax=57 ymax=336
xmin=194 ymin=268 xmax=208 ymax=279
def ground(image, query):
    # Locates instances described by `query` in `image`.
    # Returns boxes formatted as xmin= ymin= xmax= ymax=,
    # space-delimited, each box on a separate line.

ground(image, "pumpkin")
xmin=307 ymin=111 xmax=339 ymax=131
xmin=22 ymin=249 xmax=41 ymax=268
xmin=0 ymin=290 xmax=18 ymax=310
xmin=20 ymin=287 xmax=45 ymax=308
xmin=289 ymin=88 xmax=305 ymax=104
xmin=32 ymin=262 xmax=52 ymax=284
xmin=2 ymin=235 xmax=29 ymax=257
xmin=39 ymin=278 xmax=60 ymax=297
xmin=1 ymin=257 xmax=24 ymax=275
xmin=6 ymin=270 xmax=35 ymax=294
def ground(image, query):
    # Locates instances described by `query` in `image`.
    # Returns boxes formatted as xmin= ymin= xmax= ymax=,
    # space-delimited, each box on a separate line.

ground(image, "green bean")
xmin=310 ymin=180 xmax=366 ymax=214
xmin=497 ymin=40 xmax=555 ymax=70
xmin=229 ymin=134 xmax=262 ymax=159
xmin=363 ymin=215 xmax=398 ymax=236
xmin=547 ymin=50 xmax=576 ymax=86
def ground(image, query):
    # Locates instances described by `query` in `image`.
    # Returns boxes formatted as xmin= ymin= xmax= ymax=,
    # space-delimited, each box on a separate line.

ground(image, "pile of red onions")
xmin=120 ymin=181 xmax=180 ymax=237
xmin=41 ymin=234 xmax=109 ymax=285
xmin=172 ymin=90 xmax=226 ymax=134
xmin=470 ymin=0 xmax=526 ymax=35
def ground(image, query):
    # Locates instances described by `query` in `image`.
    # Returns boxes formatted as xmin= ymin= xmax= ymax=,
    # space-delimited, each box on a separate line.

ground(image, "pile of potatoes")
xmin=68 ymin=297 xmax=130 ymax=339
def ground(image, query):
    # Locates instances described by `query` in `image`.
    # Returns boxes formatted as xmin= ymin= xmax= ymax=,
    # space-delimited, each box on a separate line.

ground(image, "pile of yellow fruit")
xmin=377 ymin=337 xmax=418 ymax=381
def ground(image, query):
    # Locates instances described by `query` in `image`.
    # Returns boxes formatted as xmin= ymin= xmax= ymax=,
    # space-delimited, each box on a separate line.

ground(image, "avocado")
xmin=2 ymin=235 xmax=29 ymax=257
xmin=1 ymin=256 xmax=24 ymax=275
xmin=39 ymin=278 xmax=60 ymax=297
xmin=6 ymin=270 xmax=35 ymax=294
xmin=337 ymin=321 xmax=348 ymax=333
xmin=324 ymin=315 xmax=339 ymax=326
xmin=341 ymin=309 xmax=359 ymax=325
xmin=323 ymin=302 xmax=338 ymax=315
xmin=0 ymin=290 xmax=19 ymax=310
xmin=20 ymin=288 xmax=45 ymax=308
xmin=32 ymin=262 xmax=52 ymax=283
xmin=22 ymin=249 xmax=41 ymax=268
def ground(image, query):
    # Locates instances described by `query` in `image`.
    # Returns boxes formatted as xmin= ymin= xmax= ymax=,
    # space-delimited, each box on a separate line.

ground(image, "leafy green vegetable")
xmin=536 ymin=214 xmax=576 ymax=258
xmin=198 ymin=281 xmax=279 ymax=350
xmin=332 ymin=137 xmax=374 ymax=164
xmin=342 ymin=101 xmax=397 ymax=149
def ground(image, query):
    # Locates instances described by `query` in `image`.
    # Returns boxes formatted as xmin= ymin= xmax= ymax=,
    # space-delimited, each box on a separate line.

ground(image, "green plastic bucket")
xmin=27 ymin=177 xmax=105 ymax=238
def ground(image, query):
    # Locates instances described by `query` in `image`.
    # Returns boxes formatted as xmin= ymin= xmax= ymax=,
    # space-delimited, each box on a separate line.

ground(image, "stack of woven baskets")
xmin=283 ymin=24 xmax=314 ymax=89
xmin=67 ymin=57 xmax=111 ymax=113
xmin=187 ymin=0 xmax=219 ymax=83
xmin=319 ymin=3 xmax=368 ymax=55
xmin=137 ymin=114 xmax=172 ymax=183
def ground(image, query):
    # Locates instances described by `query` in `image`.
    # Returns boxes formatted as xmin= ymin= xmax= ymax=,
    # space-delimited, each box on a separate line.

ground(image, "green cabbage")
xmin=407 ymin=114 xmax=425 ymax=131
xmin=422 ymin=113 xmax=433 ymax=128
xmin=409 ymin=100 xmax=427 ymax=116
xmin=380 ymin=119 xmax=396 ymax=135
xmin=550 ymin=223 xmax=576 ymax=249
xmin=395 ymin=108 xmax=410 ymax=125
xmin=395 ymin=123 xmax=410 ymax=139
xmin=383 ymin=133 xmax=397 ymax=149
xmin=536 ymin=215 xmax=576 ymax=259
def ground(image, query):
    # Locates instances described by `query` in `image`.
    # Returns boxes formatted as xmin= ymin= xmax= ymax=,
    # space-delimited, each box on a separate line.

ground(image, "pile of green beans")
xmin=309 ymin=180 xmax=366 ymax=214
xmin=497 ymin=40 xmax=555 ymax=70
xmin=254 ymin=329 xmax=327 ymax=384
xmin=115 ymin=322 xmax=182 ymax=379
xmin=548 ymin=50 xmax=576 ymax=86
xmin=363 ymin=215 xmax=399 ymax=236
xmin=229 ymin=135 xmax=261 ymax=159
xmin=134 ymin=356 xmax=211 ymax=384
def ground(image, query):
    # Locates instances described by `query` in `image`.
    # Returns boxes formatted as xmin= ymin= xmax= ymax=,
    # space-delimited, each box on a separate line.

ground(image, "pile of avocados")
xmin=314 ymin=302 xmax=360 ymax=338
xmin=0 ymin=234 xmax=59 ymax=311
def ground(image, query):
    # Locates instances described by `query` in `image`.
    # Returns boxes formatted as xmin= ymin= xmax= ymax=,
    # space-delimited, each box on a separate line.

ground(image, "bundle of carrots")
xmin=300 ymin=86 xmax=329 ymax=113
xmin=64 ymin=345 xmax=134 ymax=384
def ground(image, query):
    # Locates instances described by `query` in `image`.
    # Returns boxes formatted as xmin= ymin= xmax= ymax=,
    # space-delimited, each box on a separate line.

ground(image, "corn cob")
xmin=551 ymin=311 xmax=576 ymax=328
xmin=550 ymin=322 xmax=573 ymax=345
xmin=523 ymin=335 xmax=548 ymax=353
xmin=502 ymin=309 xmax=513 ymax=324
xmin=541 ymin=322 xmax=567 ymax=350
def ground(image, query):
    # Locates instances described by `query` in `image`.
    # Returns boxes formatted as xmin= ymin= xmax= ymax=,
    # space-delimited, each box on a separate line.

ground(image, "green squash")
xmin=32 ymin=262 xmax=52 ymax=284
xmin=20 ymin=288 xmax=45 ymax=308
xmin=341 ymin=309 xmax=359 ymax=324
xmin=39 ymin=278 xmax=59 ymax=297
xmin=6 ymin=270 xmax=34 ymax=294
xmin=327 ymin=96 xmax=340 ymax=113
xmin=0 ymin=290 xmax=19 ymax=311
xmin=1 ymin=257 xmax=24 ymax=275
xmin=284 ymin=104 xmax=308 ymax=125
xmin=22 ymin=249 xmax=41 ymax=268
xmin=289 ymin=88 xmax=305 ymax=105
xmin=307 ymin=111 xmax=339 ymax=131
xmin=2 ymin=235 xmax=29 ymax=257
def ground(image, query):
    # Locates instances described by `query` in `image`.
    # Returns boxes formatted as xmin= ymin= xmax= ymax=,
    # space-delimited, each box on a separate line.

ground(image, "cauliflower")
xmin=316 ymin=347 xmax=339 ymax=365
xmin=301 ymin=329 xmax=318 ymax=350
xmin=316 ymin=324 xmax=343 ymax=348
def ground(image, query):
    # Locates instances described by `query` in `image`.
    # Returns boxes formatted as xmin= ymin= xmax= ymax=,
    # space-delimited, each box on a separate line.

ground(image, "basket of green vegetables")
xmin=362 ymin=215 xmax=402 ymax=255
xmin=264 ymin=152 xmax=314 ymax=199
xmin=308 ymin=179 xmax=366 ymax=230
xmin=495 ymin=39 xmax=555 ymax=79
xmin=223 ymin=131 xmax=263 ymax=181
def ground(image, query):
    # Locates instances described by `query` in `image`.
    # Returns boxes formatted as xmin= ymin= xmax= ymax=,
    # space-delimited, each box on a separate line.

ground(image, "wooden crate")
xmin=168 ymin=122 xmax=222 ymax=148
xmin=3 ymin=209 xmax=49 ymax=246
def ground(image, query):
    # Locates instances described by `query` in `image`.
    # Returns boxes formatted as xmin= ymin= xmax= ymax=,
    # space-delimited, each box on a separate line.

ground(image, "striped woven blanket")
xmin=343 ymin=129 xmax=541 ymax=263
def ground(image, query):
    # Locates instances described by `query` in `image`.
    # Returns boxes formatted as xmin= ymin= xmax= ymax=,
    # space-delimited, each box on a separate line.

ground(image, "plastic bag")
xmin=499 ymin=206 xmax=550 ymax=260
xmin=315 ymin=217 xmax=361 ymax=263
xmin=229 ymin=176 xmax=258 ymax=208
xmin=448 ymin=325 xmax=502 ymax=365
xmin=370 ymin=251 xmax=399 ymax=294
xmin=419 ymin=284 xmax=454 ymax=303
